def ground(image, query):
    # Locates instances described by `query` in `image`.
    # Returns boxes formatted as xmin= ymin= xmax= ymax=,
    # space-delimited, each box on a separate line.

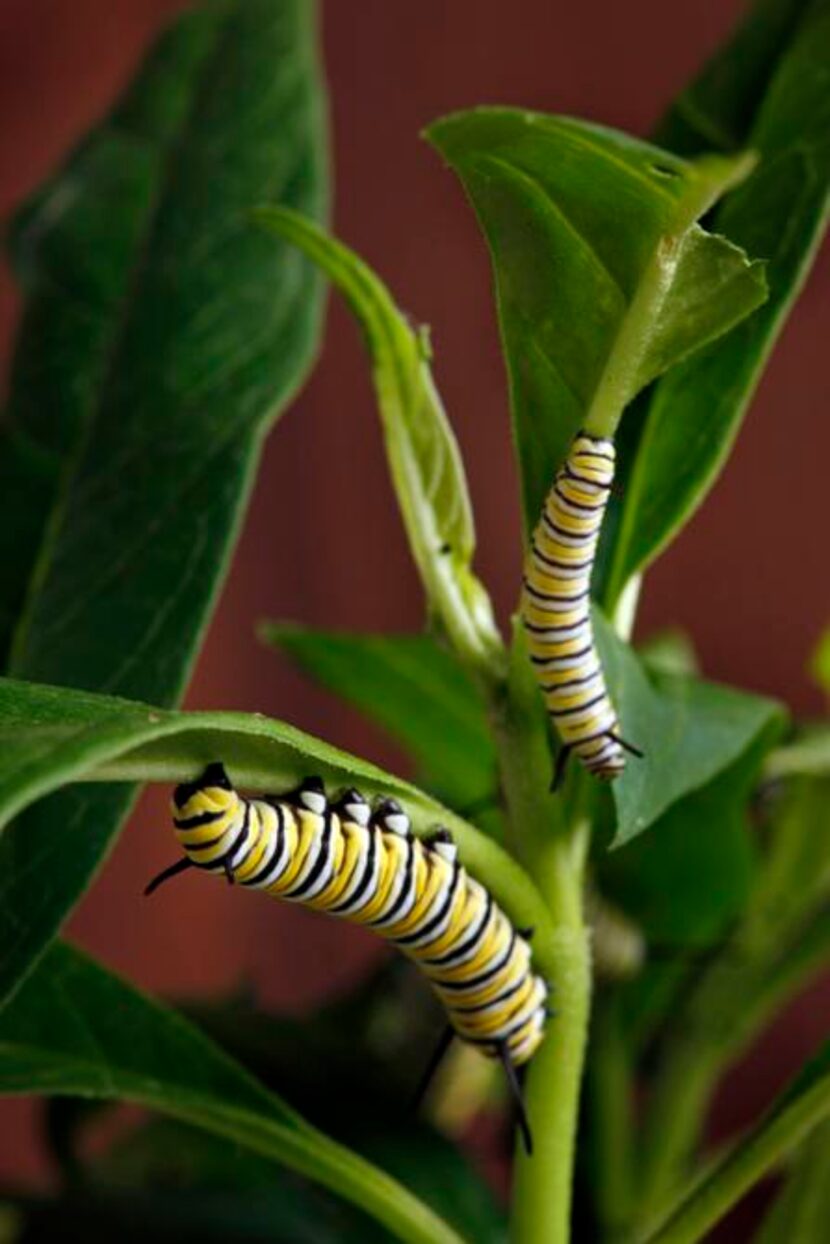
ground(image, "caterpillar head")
xmin=172 ymin=761 xmax=236 ymax=820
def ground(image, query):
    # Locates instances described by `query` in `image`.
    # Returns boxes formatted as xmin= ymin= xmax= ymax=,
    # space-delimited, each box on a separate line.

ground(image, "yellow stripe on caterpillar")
xmin=521 ymin=430 xmax=642 ymax=786
xmin=148 ymin=763 xmax=551 ymax=1155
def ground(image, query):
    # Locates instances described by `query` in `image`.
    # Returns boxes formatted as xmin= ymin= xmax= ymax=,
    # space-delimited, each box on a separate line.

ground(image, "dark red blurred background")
xmin=0 ymin=0 xmax=828 ymax=1222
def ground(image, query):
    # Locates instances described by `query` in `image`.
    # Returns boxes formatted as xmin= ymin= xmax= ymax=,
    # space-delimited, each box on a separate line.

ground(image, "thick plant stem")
xmin=491 ymin=641 xmax=593 ymax=1244
xmin=510 ymin=832 xmax=592 ymax=1244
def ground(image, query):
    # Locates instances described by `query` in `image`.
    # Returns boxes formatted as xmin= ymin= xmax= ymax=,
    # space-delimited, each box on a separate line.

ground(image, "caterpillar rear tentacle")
xmin=147 ymin=763 xmax=548 ymax=1154
xmin=521 ymin=430 xmax=642 ymax=783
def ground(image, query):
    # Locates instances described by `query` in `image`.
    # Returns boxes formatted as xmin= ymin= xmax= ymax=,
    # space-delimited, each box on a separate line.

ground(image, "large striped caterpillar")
xmin=146 ymin=762 xmax=549 ymax=1152
xmin=521 ymin=430 xmax=642 ymax=785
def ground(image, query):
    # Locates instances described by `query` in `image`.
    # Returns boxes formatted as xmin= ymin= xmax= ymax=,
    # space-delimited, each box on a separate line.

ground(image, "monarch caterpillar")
xmin=521 ymin=430 xmax=642 ymax=785
xmin=146 ymin=762 xmax=549 ymax=1152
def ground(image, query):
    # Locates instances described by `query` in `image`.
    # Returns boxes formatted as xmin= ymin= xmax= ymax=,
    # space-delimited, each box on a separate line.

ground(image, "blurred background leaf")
xmin=0 ymin=0 xmax=328 ymax=1008
xmin=261 ymin=623 xmax=497 ymax=810
xmin=0 ymin=942 xmax=467 ymax=1244
xmin=642 ymin=1035 xmax=830 ymax=1243
xmin=754 ymin=1119 xmax=830 ymax=1244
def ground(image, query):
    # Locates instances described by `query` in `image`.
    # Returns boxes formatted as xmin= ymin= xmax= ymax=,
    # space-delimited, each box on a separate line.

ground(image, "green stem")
xmin=490 ymin=640 xmax=592 ymax=1244
xmin=640 ymin=1079 xmax=830 ymax=1244
xmin=582 ymin=236 xmax=683 ymax=442
xmin=510 ymin=827 xmax=592 ymax=1244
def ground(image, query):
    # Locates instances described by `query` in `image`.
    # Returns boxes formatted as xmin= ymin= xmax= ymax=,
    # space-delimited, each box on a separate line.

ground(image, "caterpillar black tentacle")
xmin=498 ymin=1040 xmax=533 ymax=1156
xmin=148 ymin=763 xmax=549 ymax=1152
xmin=410 ymin=1023 xmax=456 ymax=1112
xmin=522 ymin=430 xmax=641 ymax=782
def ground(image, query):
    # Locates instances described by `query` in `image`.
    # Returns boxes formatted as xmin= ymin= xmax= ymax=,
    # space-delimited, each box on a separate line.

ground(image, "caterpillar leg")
xmin=550 ymin=745 xmax=572 ymax=792
xmin=498 ymin=1041 xmax=533 ymax=1156
xmin=410 ymin=1024 xmax=455 ymax=1112
xmin=144 ymin=856 xmax=193 ymax=897
xmin=607 ymin=732 xmax=644 ymax=759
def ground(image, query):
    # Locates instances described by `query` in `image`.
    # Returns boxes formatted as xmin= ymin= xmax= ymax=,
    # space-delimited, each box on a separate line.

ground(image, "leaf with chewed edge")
xmin=425 ymin=108 xmax=765 ymax=534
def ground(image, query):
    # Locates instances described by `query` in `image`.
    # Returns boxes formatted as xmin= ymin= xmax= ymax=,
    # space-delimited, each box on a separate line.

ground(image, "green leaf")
xmin=598 ymin=735 xmax=766 ymax=946
xmin=253 ymin=207 xmax=503 ymax=684
xmin=0 ymin=675 xmax=557 ymax=983
xmin=605 ymin=0 xmax=830 ymax=603
xmin=261 ymin=623 xmax=496 ymax=808
xmin=642 ymin=1037 xmax=830 ymax=1244
xmin=593 ymin=610 xmax=785 ymax=844
xmin=0 ymin=942 xmax=465 ymax=1244
xmin=87 ymin=1117 xmax=404 ymax=1242
xmin=0 ymin=0 xmax=327 ymax=1005
xmin=424 ymin=108 xmax=765 ymax=531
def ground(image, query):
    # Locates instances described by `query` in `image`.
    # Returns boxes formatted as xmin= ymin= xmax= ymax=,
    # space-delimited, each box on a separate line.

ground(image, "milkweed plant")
xmin=0 ymin=2 xmax=829 ymax=1243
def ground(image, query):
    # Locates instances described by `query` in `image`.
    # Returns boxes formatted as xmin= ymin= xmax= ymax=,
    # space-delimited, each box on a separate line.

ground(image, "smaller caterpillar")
xmin=146 ymin=763 xmax=550 ymax=1152
xmin=521 ymin=430 xmax=641 ymax=786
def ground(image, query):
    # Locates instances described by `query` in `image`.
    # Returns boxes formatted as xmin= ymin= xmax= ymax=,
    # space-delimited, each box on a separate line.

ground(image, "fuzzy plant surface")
xmin=1 ymin=2 xmax=829 ymax=1243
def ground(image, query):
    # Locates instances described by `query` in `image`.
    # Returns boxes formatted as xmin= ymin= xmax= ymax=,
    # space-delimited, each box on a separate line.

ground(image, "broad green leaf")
xmin=0 ymin=0 xmax=327 ymax=1005
xmin=0 ymin=942 xmax=464 ymax=1244
xmin=754 ymin=1120 xmax=830 ymax=1244
xmin=642 ymin=1037 xmax=830 ymax=1244
xmin=593 ymin=610 xmax=785 ymax=844
xmin=0 ymin=676 xmax=557 ymax=982
xmin=253 ymin=207 xmax=503 ymax=683
xmin=261 ymin=623 xmax=496 ymax=808
xmin=604 ymin=0 xmax=830 ymax=604
xmin=425 ymin=108 xmax=765 ymax=531
xmin=598 ymin=735 xmax=766 ymax=946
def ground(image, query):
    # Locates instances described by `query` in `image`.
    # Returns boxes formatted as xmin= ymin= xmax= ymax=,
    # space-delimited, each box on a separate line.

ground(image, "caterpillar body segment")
xmin=150 ymin=763 xmax=549 ymax=1149
xmin=522 ymin=431 xmax=640 ymax=782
